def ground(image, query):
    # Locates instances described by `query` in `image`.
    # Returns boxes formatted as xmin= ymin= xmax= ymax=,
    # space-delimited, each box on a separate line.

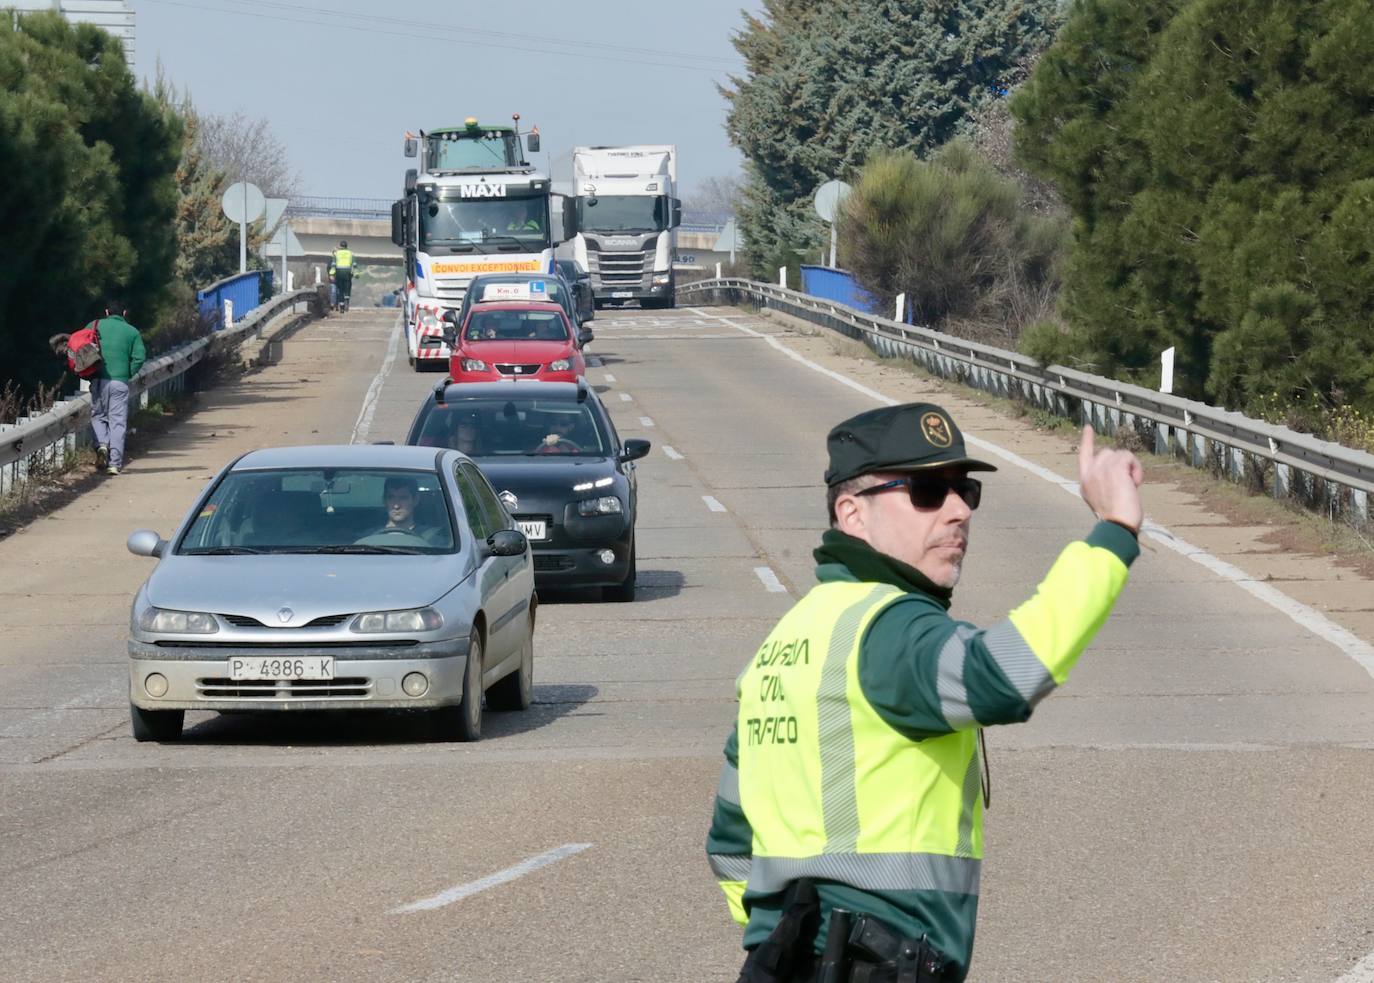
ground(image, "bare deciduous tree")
xmin=682 ymin=173 xmax=743 ymax=218
xmin=197 ymin=111 xmax=302 ymax=200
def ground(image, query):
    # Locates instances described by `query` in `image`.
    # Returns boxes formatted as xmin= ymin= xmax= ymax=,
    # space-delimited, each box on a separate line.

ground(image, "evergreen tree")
xmin=0 ymin=12 xmax=182 ymax=399
xmin=723 ymin=0 xmax=1061 ymax=277
xmin=1014 ymin=0 xmax=1374 ymax=413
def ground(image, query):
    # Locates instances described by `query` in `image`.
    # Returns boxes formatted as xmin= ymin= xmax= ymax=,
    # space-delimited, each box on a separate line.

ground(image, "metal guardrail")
xmin=286 ymin=197 xmax=393 ymax=220
xmin=0 ymin=289 xmax=320 ymax=496
xmin=680 ymin=278 xmax=1374 ymax=528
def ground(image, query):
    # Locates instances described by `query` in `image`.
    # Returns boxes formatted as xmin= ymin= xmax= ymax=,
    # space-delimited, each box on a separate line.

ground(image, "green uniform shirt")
xmin=93 ymin=315 xmax=146 ymax=382
xmin=707 ymin=522 xmax=1139 ymax=979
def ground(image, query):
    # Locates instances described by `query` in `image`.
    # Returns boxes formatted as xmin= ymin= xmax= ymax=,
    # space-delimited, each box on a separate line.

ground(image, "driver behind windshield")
xmin=358 ymin=476 xmax=441 ymax=544
xmin=535 ymin=412 xmax=583 ymax=454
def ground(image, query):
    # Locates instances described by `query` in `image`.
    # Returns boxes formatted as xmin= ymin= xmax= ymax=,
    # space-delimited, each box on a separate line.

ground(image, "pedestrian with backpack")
xmin=80 ymin=300 xmax=145 ymax=476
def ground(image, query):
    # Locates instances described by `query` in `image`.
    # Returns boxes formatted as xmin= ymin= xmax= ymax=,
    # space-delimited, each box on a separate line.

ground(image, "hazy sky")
xmin=133 ymin=0 xmax=759 ymax=201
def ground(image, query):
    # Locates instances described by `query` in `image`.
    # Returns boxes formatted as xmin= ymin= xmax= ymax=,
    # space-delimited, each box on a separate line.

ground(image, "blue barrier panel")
xmin=196 ymin=271 xmax=262 ymax=329
xmin=799 ymin=266 xmax=881 ymax=316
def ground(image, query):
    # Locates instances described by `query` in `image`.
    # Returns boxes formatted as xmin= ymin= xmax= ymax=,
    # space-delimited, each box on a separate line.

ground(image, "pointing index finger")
xmin=1078 ymin=425 xmax=1095 ymax=475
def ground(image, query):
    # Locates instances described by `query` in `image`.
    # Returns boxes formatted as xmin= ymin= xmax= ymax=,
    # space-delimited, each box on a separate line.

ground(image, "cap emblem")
xmin=921 ymin=412 xmax=953 ymax=448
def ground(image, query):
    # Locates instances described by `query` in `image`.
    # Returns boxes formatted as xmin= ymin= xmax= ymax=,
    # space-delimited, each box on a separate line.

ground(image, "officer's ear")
xmin=831 ymin=487 xmax=867 ymax=536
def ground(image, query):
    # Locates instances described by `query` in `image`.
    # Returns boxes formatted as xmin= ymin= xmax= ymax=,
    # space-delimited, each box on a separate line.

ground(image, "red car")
xmin=447 ymin=302 xmax=587 ymax=383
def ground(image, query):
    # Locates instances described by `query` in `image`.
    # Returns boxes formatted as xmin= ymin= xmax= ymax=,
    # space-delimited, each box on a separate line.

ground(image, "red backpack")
xmin=66 ymin=322 xmax=103 ymax=378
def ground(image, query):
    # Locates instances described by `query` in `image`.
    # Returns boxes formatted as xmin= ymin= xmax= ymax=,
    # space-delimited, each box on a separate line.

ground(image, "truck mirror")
xmin=526 ymin=132 xmax=541 ymax=154
xmin=404 ymin=137 xmax=417 ymax=158
xmin=391 ymin=201 xmax=405 ymax=247
xmin=405 ymin=168 xmax=418 ymax=194
xmin=562 ymin=200 xmax=579 ymax=241
xmin=671 ymin=198 xmax=683 ymax=229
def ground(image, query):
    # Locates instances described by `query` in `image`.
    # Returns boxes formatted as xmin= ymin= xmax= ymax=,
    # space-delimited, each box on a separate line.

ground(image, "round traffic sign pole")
xmin=221 ymin=182 xmax=266 ymax=274
xmin=813 ymin=180 xmax=853 ymax=267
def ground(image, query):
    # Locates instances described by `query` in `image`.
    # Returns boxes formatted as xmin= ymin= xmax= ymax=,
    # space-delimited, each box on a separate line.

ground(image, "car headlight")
xmin=350 ymin=608 xmax=444 ymax=633
xmin=653 ymin=274 xmax=671 ymax=286
xmin=578 ymin=496 xmax=623 ymax=516
xmin=138 ymin=607 xmax=219 ymax=634
xmin=549 ymin=358 xmax=572 ymax=371
xmin=418 ymin=309 xmax=442 ymax=329
xmin=460 ymin=358 xmax=487 ymax=372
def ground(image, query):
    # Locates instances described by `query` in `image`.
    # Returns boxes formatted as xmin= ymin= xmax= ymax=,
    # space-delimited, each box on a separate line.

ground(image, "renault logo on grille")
xmin=499 ymin=490 xmax=518 ymax=510
xmin=277 ymin=607 xmax=294 ymax=624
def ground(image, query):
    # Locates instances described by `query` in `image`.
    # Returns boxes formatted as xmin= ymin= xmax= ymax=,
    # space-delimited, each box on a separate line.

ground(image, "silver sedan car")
xmin=126 ymin=445 xmax=536 ymax=743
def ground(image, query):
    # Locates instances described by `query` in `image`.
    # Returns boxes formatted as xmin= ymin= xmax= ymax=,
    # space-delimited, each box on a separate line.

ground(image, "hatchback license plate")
xmin=517 ymin=520 xmax=547 ymax=541
xmin=612 ymin=291 xmax=633 ymax=298
xmin=229 ymin=657 xmax=335 ymax=681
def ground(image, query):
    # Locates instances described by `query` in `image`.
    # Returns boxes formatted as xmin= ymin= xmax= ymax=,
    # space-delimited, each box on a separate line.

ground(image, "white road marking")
xmin=663 ymin=445 xmax=684 ymax=460
xmin=689 ymin=305 xmax=1374 ymax=683
xmin=604 ymin=373 xmax=617 ymax=383
xmin=703 ymin=495 xmax=727 ymax=513
xmin=754 ymin=566 xmax=788 ymax=593
xmin=1336 ymin=950 xmax=1374 ymax=983
xmin=619 ymin=392 xmax=633 ymax=402
xmin=350 ymin=314 xmax=403 ymax=444
xmin=392 ymin=843 xmax=592 ymax=914
xmin=639 ymin=416 xmax=655 ymax=428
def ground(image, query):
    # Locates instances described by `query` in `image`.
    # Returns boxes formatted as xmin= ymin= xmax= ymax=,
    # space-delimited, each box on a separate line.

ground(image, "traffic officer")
xmin=329 ymin=240 xmax=354 ymax=310
xmin=706 ymin=402 xmax=1144 ymax=982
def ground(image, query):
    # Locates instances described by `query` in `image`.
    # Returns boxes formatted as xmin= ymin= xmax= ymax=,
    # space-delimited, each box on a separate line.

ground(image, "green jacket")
xmin=93 ymin=315 xmax=146 ymax=382
xmin=706 ymin=522 xmax=1139 ymax=979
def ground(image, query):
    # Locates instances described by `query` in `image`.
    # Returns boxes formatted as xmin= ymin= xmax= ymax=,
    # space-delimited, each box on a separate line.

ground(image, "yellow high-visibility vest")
xmin=333 ymin=249 xmax=354 ymax=270
xmin=736 ymin=581 xmax=983 ymax=901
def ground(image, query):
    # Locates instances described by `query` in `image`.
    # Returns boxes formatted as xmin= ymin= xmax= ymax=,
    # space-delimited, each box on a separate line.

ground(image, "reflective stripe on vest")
xmin=334 ymin=249 xmax=354 ymax=269
xmin=737 ymin=581 xmax=984 ymax=898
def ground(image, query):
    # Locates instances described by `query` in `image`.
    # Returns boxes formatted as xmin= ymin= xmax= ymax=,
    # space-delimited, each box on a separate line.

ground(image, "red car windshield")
xmin=464 ymin=309 xmax=569 ymax=343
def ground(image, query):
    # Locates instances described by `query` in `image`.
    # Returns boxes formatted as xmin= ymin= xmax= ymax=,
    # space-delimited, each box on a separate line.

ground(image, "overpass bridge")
xmin=3 ymin=296 xmax=1374 ymax=981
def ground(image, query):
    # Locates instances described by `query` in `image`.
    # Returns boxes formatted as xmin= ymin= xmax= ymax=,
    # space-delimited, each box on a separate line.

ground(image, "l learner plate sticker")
xmin=229 ymin=657 xmax=335 ymax=681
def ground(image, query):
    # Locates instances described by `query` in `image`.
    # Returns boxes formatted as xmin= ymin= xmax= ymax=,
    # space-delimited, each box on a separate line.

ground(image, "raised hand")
xmin=1077 ymin=426 xmax=1144 ymax=534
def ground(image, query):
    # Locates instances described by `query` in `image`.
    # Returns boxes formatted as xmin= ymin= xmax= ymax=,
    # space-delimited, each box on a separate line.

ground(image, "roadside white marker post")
xmin=779 ymin=265 xmax=787 ymax=288
xmin=1160 ymin=347 xmax=1175 ymax=394
xmin=715 ymin=262 xmax=722 ymax=279
xmin=895 ymin=293 xmax=905 ymax=323
xmin=315 ymin=265 xmax=322 ymax=286
xmin=287 ymin=270 xmax=295 ymax=291
xmin=224 ymin=299 xmax=234 ymax=329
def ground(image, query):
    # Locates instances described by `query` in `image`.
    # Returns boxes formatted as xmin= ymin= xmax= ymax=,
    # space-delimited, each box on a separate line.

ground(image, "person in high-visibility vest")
xmin=329 ymin=240 xmax=355 ymax=310
xmin=707 ymin=402 xmax=1145 ymax=982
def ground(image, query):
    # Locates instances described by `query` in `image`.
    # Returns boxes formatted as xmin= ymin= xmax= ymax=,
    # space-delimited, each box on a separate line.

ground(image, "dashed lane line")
xmin=639 ymin=416 xmax=655 ymax=428
xmin=663 ymin=445 xmax=684 ymax=460
xmin=604 ymin=373 xmax=617 ymax=383
xmin=350 ymin=313 xmax=403 ymax=444
xmin=754 ymin=566 xmax=788 ymax=594
xmin=392 ymin=843 xmax=592 ymax=914
xmin=619 ymin=392 xmax=633 ymax=402
xmin=702 ymin=495 xmax=727 ymax=513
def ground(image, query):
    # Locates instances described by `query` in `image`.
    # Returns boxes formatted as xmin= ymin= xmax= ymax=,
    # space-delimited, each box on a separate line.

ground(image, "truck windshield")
xmin=577 ymin=195 xmax=668 ymax=233
xmin=426 ymin=132 xmax=520 ymax=170
xmin=420 ymin=194 xmax=551 ymax=252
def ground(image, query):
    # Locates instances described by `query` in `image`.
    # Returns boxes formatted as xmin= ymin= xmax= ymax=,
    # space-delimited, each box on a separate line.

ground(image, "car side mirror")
xmin=577 ymin=328 xmax=594 ymax=348
xmin=486 ymin=529 xmax=527 ymax=557
xmin=128 ymin=529 xmax=166 ymax=558
xmin=618 ymin=439 xmax=651 ymax=463
xmin=441 ymin=309 xmax=459 ymax=324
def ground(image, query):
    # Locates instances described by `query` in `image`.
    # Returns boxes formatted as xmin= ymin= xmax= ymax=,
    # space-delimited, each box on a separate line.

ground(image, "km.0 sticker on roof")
xmin=481 ymin=283 xmax=533 ymax=302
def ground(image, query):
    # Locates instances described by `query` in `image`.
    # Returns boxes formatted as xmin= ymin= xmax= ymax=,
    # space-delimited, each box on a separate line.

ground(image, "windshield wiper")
xmin=183 ymin=546 xmax=264 ymax=555
xmin=286 ymin=545 xmax=424 ymax=555
xmin=481 ymin=233 xmax=538 ymax=251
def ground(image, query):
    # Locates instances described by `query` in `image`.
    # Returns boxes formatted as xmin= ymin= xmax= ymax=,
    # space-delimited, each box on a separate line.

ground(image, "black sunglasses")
xmin=854 ymin=475 xmax=982 ymax=511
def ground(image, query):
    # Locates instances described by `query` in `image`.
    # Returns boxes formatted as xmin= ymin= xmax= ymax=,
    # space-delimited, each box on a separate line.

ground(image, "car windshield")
xmin=417 ymin=400 xmax=608 ymax=457
xmin=464 ymin=309 xmax=569 ymax=342
xmin=177 ymin=468 xmax=457 ymax=554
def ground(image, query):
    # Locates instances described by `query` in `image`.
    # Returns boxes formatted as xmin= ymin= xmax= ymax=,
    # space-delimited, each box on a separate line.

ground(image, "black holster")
xmin=845 ymin=914 xmax=950 ymax=983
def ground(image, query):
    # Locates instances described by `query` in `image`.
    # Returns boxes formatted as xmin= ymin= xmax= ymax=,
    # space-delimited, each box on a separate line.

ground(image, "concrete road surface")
xmin=1 ymin=303 xmax=1372 ymax=982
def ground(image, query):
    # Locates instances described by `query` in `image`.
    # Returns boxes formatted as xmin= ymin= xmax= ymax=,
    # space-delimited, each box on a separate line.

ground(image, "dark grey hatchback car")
xmin=407 ymin=380 xmax=649 ymax=600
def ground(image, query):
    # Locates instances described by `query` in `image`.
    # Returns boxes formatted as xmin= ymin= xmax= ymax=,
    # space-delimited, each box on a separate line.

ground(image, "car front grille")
xmin=592 ymin=251 xmax=646 ymax=284
xmin=197 ymin=677 xmax=372 ymax=699
xmin=220 ymin=613 xmax=353 ymax=629
xmin=495 ymin=363 xmax=542 ymax=376
xmin=533 ymin=554 xmax=575 ymax=571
